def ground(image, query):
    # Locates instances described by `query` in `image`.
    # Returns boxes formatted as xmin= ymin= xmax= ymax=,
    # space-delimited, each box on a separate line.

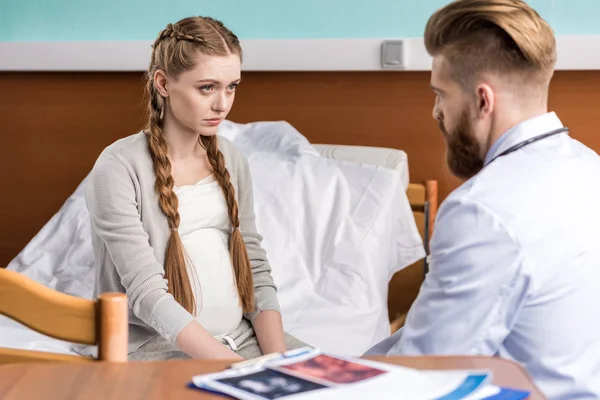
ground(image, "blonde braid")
xmin=200 ymin=135 xmax=255 ymax=313
xmin=154 ymin=23 xmax=205 ymax=46
xmin=145 ymin=78 xmax=196 ymax=315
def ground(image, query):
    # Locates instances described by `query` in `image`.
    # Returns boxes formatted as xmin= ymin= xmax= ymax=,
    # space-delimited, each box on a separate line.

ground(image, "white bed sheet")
xmin=0 ymin=316 xmax=75 ymax=355
xmin=3 ymin=120 xmax=425 ymax=357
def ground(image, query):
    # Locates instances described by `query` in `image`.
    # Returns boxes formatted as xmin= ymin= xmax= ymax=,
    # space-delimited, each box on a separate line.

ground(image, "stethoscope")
xmin=487 ymin=126 xmax=569 ymax=165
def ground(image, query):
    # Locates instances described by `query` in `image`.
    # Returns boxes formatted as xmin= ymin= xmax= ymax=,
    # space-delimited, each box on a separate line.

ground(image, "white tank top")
xmin=174 ymin=175 xmax=243 ymax=338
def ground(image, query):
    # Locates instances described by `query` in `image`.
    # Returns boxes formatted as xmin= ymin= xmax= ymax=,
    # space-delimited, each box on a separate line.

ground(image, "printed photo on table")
xmin=278 ymin=354 xmax=387 ymax=384
xmin=216 ymin=369 xmax=327 ymax=399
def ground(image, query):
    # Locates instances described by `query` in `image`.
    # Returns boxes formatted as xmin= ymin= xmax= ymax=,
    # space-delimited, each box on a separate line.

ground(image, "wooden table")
xmin=0 ymin=355 xmax=546 ymax=399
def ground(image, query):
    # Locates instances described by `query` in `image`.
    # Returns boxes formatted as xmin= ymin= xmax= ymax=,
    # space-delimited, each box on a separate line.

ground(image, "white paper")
xmin=192 ymin=348 xmax=492 ymax=400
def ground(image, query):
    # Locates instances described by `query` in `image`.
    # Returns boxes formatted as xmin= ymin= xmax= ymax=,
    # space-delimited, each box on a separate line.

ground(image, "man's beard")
xmin=439 ymin=109 xmax=485 ymax=180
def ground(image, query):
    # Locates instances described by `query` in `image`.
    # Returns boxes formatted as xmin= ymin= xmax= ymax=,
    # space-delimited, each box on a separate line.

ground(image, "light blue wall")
xmin=1 ymin=0 xmax=599 ymax=42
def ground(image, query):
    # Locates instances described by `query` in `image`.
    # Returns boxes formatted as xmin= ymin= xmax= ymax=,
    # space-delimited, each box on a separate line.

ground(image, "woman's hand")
xmin=176 ymin=320 xmax=243 ymax=361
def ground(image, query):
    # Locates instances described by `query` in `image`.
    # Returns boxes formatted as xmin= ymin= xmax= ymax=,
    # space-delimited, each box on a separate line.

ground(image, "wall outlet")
xmin=381 ymin=40 xmax=405 ymax=70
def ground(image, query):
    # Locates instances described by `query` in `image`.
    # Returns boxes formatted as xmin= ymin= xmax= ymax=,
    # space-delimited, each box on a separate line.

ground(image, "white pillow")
xmin=219 ymin=120 xmax=321 ymax=159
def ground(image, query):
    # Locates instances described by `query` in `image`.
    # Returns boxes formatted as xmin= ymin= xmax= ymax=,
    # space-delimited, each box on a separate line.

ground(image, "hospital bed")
xmin=0 ymin=120 xmax=437 ymax=358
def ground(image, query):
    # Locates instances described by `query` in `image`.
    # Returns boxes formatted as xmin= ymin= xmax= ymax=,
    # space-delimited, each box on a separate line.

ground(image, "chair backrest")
xmin=406 ymin=180 xmax=438 ymax=249
xmin=0 ymin=269 xmax=128 ymax=364
xmin=388 ymin=180 xmax=438 ymax=332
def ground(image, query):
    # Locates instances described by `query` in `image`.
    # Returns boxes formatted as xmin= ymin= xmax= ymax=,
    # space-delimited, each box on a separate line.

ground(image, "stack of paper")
xmin=189 ymin=348 xmax=529 ymax=400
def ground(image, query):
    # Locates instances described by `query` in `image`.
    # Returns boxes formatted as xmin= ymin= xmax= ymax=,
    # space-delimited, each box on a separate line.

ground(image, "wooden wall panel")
xmin=2 ymin=70 xmax=600 ymax=269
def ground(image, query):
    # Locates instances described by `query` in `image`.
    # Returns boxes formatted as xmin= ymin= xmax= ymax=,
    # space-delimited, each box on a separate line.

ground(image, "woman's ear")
xmin=153 ymin=69 xmax=169 ymax=97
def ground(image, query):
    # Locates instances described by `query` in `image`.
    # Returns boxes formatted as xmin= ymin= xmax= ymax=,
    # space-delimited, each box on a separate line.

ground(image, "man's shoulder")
xmin=441 ymin=176 xmax=495 ymax=216
xmin=442 ymin=163 xmax=522 ymax=219
xmin=436 ymin=174 xmax=512 ymax=240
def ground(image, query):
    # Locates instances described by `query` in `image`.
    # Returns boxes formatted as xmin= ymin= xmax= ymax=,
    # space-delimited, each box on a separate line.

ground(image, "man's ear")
xmin=153 ymin=70 xmax=169 ymax=97
xmin=474 ymin=83 xmax=494 ymax=119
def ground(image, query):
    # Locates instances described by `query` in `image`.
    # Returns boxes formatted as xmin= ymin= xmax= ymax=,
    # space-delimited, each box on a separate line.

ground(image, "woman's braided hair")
xmin=145 ymin=17 xmax=254 ymax=315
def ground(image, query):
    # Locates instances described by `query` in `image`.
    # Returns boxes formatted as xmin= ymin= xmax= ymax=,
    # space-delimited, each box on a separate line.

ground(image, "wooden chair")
xmin=406 ymin=180 xmax=438 ymax=267
xmin=0 ymin=268 xmax=128 ymax=364
xmin=389 ymin=180 xmax=438 ymax=332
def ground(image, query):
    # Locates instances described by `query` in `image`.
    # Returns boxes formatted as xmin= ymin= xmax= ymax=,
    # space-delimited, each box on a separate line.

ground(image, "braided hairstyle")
xmin=145 ymin=17 xmax=255 ymax=315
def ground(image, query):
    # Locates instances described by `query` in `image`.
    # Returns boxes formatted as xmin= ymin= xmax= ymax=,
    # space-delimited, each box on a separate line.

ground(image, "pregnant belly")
xmin=181 ymin=229 xmax=243 ymax=337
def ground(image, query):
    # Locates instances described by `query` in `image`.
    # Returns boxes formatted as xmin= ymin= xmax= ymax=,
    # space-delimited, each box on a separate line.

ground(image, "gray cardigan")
xmin=85 ymin=131 xmax=280 ymax=354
